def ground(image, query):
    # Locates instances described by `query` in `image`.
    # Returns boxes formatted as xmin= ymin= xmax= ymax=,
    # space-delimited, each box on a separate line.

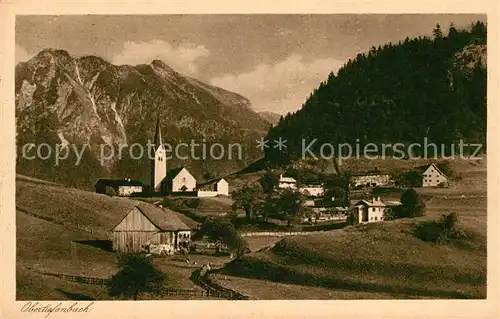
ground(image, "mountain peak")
xmin=35 ymin=48 xmax=72 ymax=60
xmin=150 ymin=59 xmax=174 ymax=71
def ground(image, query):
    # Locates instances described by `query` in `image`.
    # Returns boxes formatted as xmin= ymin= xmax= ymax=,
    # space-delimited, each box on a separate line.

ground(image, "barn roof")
xmin=135 ymin=203 xmax=190 ymax=231
xmin=112 ymin=201 xmax=190 ymax=231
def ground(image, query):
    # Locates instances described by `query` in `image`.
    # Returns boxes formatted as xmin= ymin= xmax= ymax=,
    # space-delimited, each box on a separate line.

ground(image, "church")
xmin=150 ymin=117 xmax=229 ymax=197
xmin=95 ymin=115 xmax=229 ymax=197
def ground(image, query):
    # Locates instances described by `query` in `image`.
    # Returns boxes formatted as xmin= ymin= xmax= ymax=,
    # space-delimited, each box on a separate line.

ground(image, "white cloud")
xmin=16 ymin=45 xmax=32 ymax=64
xmin=111 ymin=40 xmax=209 ymax=75
xmin=210 ymin=54 xmax=344 ymax=114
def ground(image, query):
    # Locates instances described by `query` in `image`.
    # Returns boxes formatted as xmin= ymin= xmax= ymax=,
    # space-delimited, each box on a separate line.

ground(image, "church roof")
xmin=165 ymin=167 xmax=186 ymax=181
xmin=154 ymin=116 xmax=163 ymax=146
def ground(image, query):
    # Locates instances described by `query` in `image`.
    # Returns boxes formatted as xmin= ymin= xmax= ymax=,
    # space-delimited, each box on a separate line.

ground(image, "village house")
xmin=350 ymin=197 xmax=401 ymax=224
xmin=306 ymin=206 xmax=348 ymax=223
xmin=351 ymin=173 xmax=392 ymax=188
xmin=422 ymin=163 xmax=448 ymax=187
xmin=299 ymin=184 xmax=324 ymax=197
xmin=278 ymin=174 xmax=297 ymax=189
xmin=278 ymin=175 xmax=325 ymax=197
xmin=111 ymin=202 xmax=191 ymax=253
xmin=303 ymin=197 xmax=347 ymax=222
xmin=198 ymin=178 xmax=230 ymax=196
xmin=95 ymin=179 xmax=144 ymax=196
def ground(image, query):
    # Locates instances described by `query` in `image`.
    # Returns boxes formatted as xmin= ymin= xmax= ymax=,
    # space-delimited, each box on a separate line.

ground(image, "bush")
xmin=395 ymin=170 xmax=423 ymax=187
xmin=436 ymin=161 xmax=453 ymax=177
xmin=184 ymin=198 xmax=201 ymax=209
xmin=383 ymin=207 xmax=399 ymax=220
xmin=105 ymin=186 xmax=117 ymax=196
xmin=414 ymin=212 xmax=464 ymax=244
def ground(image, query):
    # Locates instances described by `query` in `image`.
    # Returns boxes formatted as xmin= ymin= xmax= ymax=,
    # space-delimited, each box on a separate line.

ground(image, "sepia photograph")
xmin=1 ymin=4 xmax=499 ymax=318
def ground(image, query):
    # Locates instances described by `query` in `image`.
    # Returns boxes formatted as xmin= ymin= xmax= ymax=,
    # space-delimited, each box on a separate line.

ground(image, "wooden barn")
xmin=111 ymin=202 xmax=191 ymax=253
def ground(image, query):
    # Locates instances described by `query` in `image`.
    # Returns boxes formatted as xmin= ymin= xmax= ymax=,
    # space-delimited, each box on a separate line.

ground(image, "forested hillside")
xmin=265 ymin=22 xmax=486 ymax=164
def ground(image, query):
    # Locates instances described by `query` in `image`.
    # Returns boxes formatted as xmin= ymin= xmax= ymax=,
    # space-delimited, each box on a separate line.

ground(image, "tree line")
xmin=264 ymin=21 xmax=487 ymax=165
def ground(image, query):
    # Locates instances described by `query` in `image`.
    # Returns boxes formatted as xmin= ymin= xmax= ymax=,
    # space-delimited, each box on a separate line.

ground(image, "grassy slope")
xmin=16 ymin=174 xmax=206 ymax=299
xmin=17 ymin=266 xmax=110 ymax=300
xmin=215 ymin=159 xmax=487 ymax=299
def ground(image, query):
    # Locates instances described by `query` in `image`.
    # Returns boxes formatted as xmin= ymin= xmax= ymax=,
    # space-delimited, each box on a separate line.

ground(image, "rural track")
xmin=190 ymin=267 xmax=249 ymax=300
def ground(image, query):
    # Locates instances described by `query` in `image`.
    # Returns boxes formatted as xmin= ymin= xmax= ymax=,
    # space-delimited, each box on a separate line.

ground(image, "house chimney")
xmin=372 ymin=197 xmax=376 ymax=203
xmin=377 ymin=196 xmax=380 ymax=202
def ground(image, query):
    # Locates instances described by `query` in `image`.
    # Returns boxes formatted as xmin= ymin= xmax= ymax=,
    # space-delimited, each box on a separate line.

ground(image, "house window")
xmin=182 ymin=177 xmax=186 ymax=183
xmin=375 ymin=217 xmax=378 ymax=221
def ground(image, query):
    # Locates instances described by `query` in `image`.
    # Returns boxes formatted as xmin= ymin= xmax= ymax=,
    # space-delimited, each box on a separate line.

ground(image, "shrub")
xmin=395 ymin=170 xmax=423 ymax=187
xmin=436 ymin=161 xmax=453 ymax=177
xmin=105 ymin=186 xmax=116 ymax=196
xmin=383 ymin=207 xmax=399 ymax=220
xmin=184 ymin=198 xmax=201 ymax=209
xmin=414 ymin=212 xmax=464 ymax=244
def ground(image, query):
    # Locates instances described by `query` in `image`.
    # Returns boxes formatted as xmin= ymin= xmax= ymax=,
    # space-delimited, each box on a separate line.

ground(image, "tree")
xmin=231 ymin=184 xmax=264 ymax=220
xmin=276 ymin=188 xmax=306 ymax=226
xmin=259 ymin=171 xmax=280 ymax=195
xmin=400 ymin=188 xmax=426 ymax=218
xmin=433 ymin=23 xmax=443 ymax=40
xmin=108 ymin=253 xmax=167 ymax=300
xmin=323 ymin=172 xmax=351 ymax=206
xmin=193 ymin=218 xmax=249 ymax=258
xmin=395 ymin=170 xmax=422 ymax=187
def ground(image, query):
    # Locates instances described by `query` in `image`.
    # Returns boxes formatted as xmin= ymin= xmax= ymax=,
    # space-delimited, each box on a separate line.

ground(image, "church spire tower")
xmin=151 ymin=108 xmax=167 ymax=194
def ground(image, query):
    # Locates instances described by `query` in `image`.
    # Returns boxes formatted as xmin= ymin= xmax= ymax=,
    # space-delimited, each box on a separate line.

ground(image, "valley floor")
xmin=15 ymin=158 xmax=487 ymax=300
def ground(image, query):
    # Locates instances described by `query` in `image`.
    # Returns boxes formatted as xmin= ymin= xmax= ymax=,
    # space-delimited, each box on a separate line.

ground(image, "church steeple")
xmin=154 ymin=116 xmax=163 ymax=147
xmin=151 ymin=105 xmax=167 ymax=195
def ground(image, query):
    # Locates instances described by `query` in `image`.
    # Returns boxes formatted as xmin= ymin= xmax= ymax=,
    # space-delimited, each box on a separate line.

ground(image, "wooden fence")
xmin=29 ymin=267 xmax=241 ymax=299
xmin=239 ymin=231 xmax=324 ymax=237
xmin=29 ymin=268 xmax=110 ymax=286
xmin=191 ymin=269 xmax=249 ymax=300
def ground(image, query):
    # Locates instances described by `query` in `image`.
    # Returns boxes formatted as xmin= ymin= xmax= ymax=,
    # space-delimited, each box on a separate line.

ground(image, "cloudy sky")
xmin=16 ymin=14 xmax=485 ymax=114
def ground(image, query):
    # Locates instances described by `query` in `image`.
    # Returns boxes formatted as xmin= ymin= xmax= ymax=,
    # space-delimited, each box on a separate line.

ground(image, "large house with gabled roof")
xmin=422 ymin=163 xmax=448 ymax=187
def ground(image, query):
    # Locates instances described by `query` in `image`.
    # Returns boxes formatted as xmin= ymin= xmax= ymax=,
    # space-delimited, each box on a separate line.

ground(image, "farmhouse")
xmin=351 ymin=173 xmax=392 ymax=188
xmin=278 ymin=174 xmax=297 ymax=189
xmin=299 ymin=184 xmax=324 ymax=197
xmin=422 ymin=163 xmax=448 ymax=187
xmin=95 ymin=179 xmax=144 ymax=196
xmin=162 ymin=167 xmax=197 ymax=194
xmin=213 ymin=178 xmax=229 ymax=196
xmin=111 ymin=202 xmax=191 ymax=253
xmin=198 ymin=178 xmax=230 ymax=197
xmin=350 ymin=197 xmax=401 ymax=224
